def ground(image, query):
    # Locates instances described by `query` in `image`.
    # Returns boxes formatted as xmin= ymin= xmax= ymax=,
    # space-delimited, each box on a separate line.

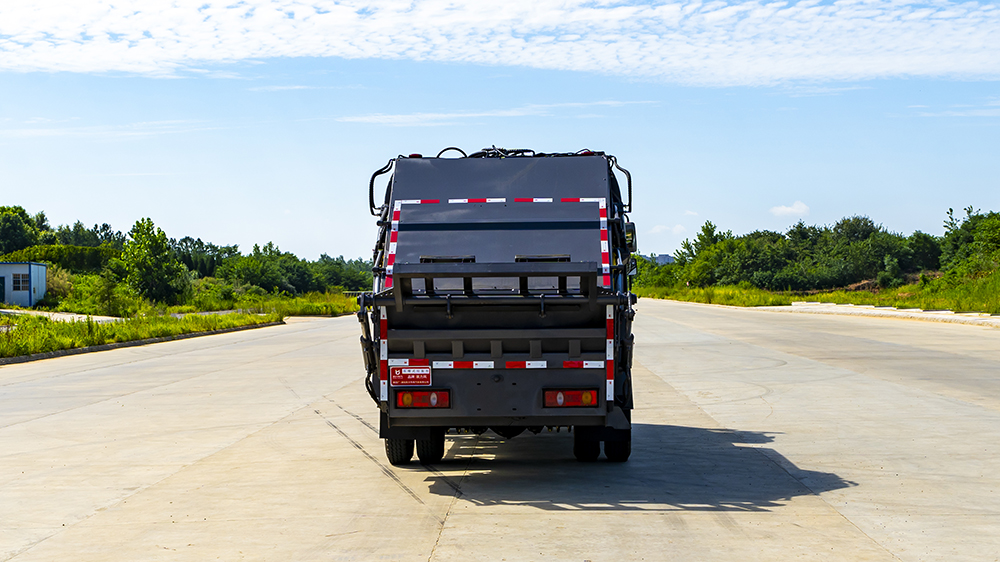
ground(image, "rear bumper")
xmin=378 ymin=366 xmax=633 ymax=440
xmin=387 ymin=366 xmax=607 ymax=418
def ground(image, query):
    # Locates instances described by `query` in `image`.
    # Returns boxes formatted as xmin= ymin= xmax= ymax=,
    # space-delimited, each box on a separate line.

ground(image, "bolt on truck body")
xmin=357 ymin=147 xmax=638 ymax=464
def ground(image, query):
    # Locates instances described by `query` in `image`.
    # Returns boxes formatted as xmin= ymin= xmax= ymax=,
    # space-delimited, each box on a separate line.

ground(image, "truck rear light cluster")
xmin=396 ymin=390 xmax=450 ymax=408
xmin=544 ymin=389 xmax=599 ymax=408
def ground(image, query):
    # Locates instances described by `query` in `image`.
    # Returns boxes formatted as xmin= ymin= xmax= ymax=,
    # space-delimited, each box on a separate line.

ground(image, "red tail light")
xmin=396 ymin=390 xmax=450 ymax=408
xmin=544 ymin=389 xmax=599 ymax=408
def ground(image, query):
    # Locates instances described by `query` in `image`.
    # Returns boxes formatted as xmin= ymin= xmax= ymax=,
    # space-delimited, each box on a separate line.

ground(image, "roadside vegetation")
xmin=0 ymin=206 xmax=368 ymax=358
xmin=0 ymin=312 xmax=281 ymax=359
xmin=635 ymin=206 xmax=1000 ymax=314
xmin=0 ymin=206 xmax=370 ymax=317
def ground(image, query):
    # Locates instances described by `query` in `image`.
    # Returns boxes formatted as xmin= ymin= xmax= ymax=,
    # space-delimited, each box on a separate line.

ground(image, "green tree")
xmin=122 ymin=218 xmax=189 ymax=304
xmin=312 ymin=254 xmax=372 ymax=291
xmin=56 ymin=221 xmax=100 ymax=247
xmin=0 ymin=206 xmax=39 ymax=254
xmin=940 ymin=206 xmax=985 ymax=269
xmin=906 ymin=231 xmax=941 ymax=271
xmin=832 ymin=215 xmax=880 ymax=244
xmin=675 ymin=221 xmax=732 ymax=266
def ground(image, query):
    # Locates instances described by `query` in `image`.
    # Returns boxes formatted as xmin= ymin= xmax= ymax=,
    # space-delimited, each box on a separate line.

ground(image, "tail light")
xmin=544 ymin=389 xmax=599 ymax=408
xmin=396 ymin=390 xmax=450 ymax=408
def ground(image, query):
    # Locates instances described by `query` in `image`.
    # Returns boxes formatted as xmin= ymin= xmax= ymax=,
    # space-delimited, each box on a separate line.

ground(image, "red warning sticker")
xmin=390 ymin=366 xmax=432 ymax=386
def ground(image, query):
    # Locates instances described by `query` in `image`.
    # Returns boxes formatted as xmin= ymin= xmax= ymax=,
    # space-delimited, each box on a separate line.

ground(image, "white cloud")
xmin=651 ymin=224 xmax=686 ymax=234
xmin=0 ymin=1 xmax=998 ymax=85
xmin=249 ymin=84 xmax=364 ymax=91
xmin=684 ymin=210 xmax=698 ymax=216
xmin=781 ymin=85 xmax=872 ymax=97
xmin=0 ymin=119 xmax=218 ymax=139
xmin=770 ymin=201 xmax=810 ymax=217
xmin=249 ymin=85 xmax=316 ymax=91
xmin=337 ymin=101 xmax=652 ymax=126
xmin=919 ymin=108 xmax=1000 ymax=117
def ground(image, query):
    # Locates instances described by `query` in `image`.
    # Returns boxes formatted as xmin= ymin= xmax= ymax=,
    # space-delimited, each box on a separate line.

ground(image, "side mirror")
xmin=628 ymin=260 xmax=638 ymax=277
xmin=624 ymin=222 xmax=638 ymax=253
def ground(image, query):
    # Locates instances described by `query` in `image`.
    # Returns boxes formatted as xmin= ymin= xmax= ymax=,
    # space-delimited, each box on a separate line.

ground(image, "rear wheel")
xmin=385 ymin=438 xmax=414 ymax=466
xmin=416 ymin=429 xmax=446 ymax=464
xmin=573 ymin=431 xmax=600 ymax=462
xmin=604 ymin=439 xmax=631 ymax=462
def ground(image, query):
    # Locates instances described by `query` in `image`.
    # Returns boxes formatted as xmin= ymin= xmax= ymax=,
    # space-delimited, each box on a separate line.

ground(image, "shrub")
xmin=0 ymin=244 xmax=119 ymax=273
xmin=46 ymin=265 xmax=73 ymax=299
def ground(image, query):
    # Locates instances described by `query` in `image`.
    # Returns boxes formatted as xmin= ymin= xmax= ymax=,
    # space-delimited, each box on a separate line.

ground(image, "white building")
xmin=0 ymin=262 xmax=47 ymax=307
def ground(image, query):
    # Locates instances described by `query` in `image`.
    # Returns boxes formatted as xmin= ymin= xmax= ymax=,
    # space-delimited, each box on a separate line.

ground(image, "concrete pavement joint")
xmin=328 ymin=398 xmax=467 ymax=499
xmin=313 ymin=408 xmax=443 ymax=524
xmin=427 ymin=435 xmax=480 ymax=562
xmin=752 ymin=446 xmax=904 ymax=562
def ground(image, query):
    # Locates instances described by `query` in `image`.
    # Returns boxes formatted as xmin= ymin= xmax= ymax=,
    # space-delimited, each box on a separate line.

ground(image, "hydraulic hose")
xmin=609 ymin=155 xmax=633 ymax=213
xmin=369 ymin=159 xmax=395 ymax=216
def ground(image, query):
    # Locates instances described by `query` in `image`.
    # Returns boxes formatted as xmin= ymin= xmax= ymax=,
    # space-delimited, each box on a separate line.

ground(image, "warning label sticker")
xmin=390 ymin=366 xmax=432 ymax=386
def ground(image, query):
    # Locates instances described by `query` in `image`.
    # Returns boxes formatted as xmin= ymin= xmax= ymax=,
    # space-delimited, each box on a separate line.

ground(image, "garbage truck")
xmin=357 ymin=147 xmax=638 ymax=465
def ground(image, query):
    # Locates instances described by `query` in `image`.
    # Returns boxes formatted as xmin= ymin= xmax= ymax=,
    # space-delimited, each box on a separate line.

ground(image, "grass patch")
xmin=0 ymin=312 xmax=281 ymax=359
xmin=803 ymin=270 xmax=1000 ymax=313
xmin=231 ymin=292 xmax=359 ymax=317
xmin=636 ymin=285 xmax=794 ymax=307
xmin=636 ymin=268 xmax=1000 ymax=314
xmin=165 ymin=291 xmax=359 ymax=317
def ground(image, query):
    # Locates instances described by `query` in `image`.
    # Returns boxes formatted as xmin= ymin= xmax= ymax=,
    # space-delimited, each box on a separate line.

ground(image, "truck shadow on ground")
xmin=419 ymin=423 xmax=855 ymax=512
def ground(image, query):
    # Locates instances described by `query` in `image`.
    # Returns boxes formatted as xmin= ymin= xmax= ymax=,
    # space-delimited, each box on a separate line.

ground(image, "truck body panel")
xmin=357 ymin=148 xmax=637 ymax=463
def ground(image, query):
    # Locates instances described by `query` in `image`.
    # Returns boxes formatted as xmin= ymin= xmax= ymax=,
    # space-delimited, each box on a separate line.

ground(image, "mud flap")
xmin=606 ymin=405 xmax=631 ymax=430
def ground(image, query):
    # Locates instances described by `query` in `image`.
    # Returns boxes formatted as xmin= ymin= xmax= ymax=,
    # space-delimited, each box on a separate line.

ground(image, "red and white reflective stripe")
xmin=379 ymin=306 xmax=388 ymax=401
xmin=388 ymin=195 xmax=610 ymax=289
xmin=560 ymin=197 xmax=610 ymax=287
xmin=385 ymin=199 xmax=439 ymax=290
xmin=505 ymin=361 xmax=547 ymax=369
xmin=598 ymin=199 xmax=610 ymax=287
xmin=606 ymin=304 xmax=615 ymax=401
xmin=385 ymin=201 xmax=401 ymax=289
xmin=562 ymin=360 xmax=605 ymax=369
xmin=387 ymin=358 xmax=430 ymax=366
xmin=559 ymin=197 xmax=604 ymax=203
xmin=432 ymin=361 xmax=495 ymax=369
xmin=384 ymin=359 xmax=610 ymax=369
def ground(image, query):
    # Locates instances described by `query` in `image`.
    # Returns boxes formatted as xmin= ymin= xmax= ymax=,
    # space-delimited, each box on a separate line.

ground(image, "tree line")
xmin=636 ymin=207 xmax=1000 ymax=292
xmin=0 ymin=206 xmax=372 ymax=308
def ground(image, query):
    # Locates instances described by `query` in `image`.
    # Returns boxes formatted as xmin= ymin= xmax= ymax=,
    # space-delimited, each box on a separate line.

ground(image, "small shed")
xmin=0 ymin=262 xmax=47 ymax=307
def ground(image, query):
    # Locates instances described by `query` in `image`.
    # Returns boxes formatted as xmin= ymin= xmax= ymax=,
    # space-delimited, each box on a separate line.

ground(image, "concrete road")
xmin=1 ymin=302 xmax=999 ymax=561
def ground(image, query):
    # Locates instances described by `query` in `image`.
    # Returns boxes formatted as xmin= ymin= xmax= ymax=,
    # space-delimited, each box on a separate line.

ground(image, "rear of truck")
xmin=357 ymin=148 xmax=638 ymax=464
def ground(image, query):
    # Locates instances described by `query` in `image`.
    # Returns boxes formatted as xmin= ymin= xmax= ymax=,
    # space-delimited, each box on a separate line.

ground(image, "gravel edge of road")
xmin=643 ymin=299 xmax=1000 ymax=329
xmin=0 ymin=320 xmax=286 ymax=366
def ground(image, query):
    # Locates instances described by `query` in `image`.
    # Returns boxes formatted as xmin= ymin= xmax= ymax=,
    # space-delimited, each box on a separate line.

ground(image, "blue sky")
xmin=1 ymin=1 xmax=998 ymax=260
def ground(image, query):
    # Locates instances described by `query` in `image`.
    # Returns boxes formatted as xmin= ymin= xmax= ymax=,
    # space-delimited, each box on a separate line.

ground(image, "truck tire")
xmin=385 ymin=438 xmax=414 ymax=466
xmin=604 ymin=439 xmax=631 ymax=462
xmin=573 ymin=432 xmax=600 ymax=462
xmin=416 ymin=429 xmax=445 ymax=464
